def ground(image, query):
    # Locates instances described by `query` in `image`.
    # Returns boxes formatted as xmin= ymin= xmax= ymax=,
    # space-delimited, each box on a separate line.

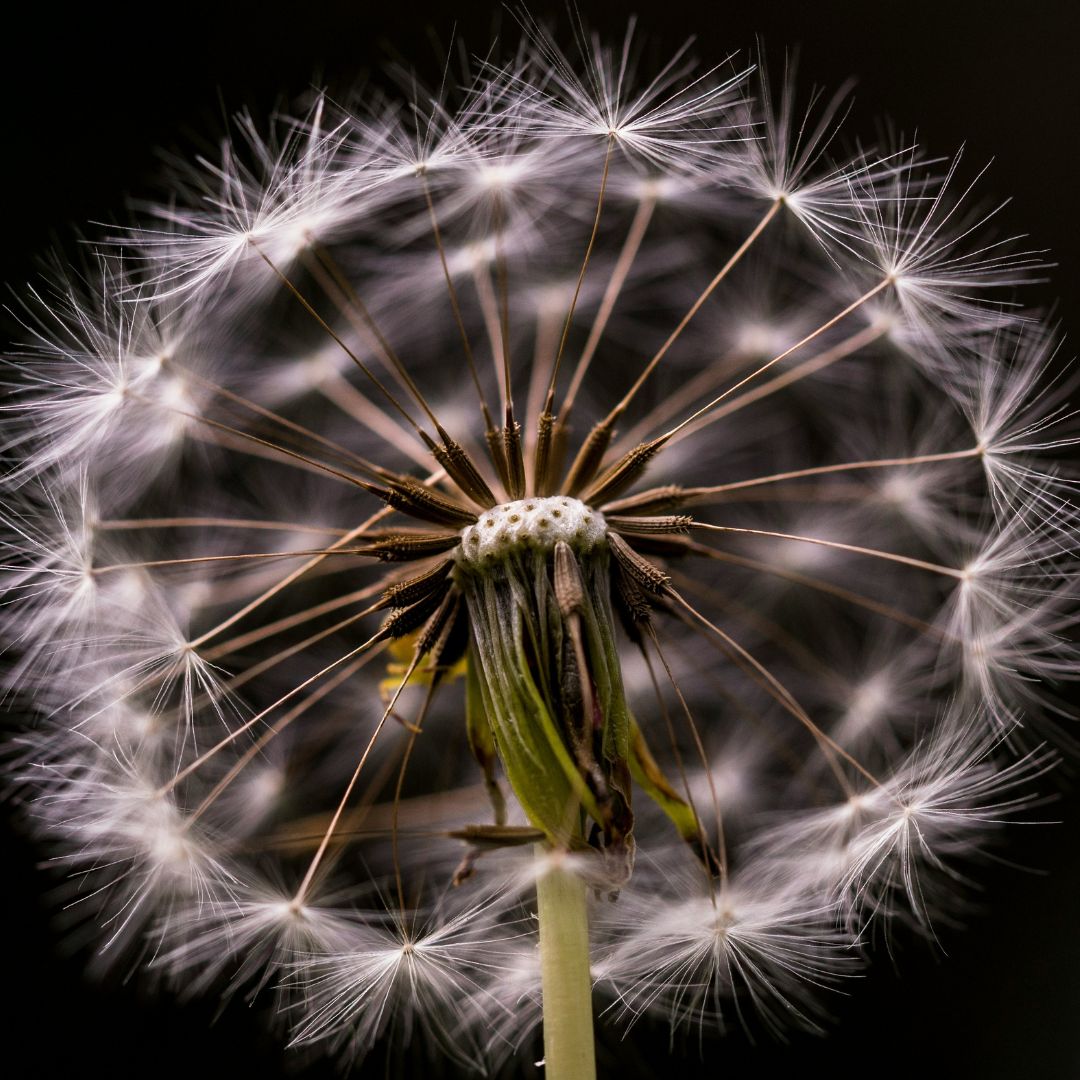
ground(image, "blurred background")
xmin=2 ymin=1 xmax=1078 ymax=1075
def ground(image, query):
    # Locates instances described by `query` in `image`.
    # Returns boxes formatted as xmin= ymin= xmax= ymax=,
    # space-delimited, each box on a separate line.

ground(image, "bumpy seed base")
xmin=457 ymin=496 xmax=606 ymax=566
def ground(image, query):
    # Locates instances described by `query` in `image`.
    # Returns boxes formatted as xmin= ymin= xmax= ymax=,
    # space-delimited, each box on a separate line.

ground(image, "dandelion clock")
xmin=2 ymin=9 xmax=1078 ymax=1079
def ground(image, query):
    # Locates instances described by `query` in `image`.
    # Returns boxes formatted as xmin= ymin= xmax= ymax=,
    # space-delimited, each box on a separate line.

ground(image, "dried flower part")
xmin=456 ymin=518 xmax=637 ymax=882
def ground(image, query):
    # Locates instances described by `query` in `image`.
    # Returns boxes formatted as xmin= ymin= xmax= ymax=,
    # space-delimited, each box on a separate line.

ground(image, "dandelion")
xmin=2 ymin=20 xmax=1077 ymax=1079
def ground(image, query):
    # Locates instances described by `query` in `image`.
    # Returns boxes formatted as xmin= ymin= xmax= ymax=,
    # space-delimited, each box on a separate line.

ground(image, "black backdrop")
xmin=2 ymin=2 xmax=1078 ymax=1077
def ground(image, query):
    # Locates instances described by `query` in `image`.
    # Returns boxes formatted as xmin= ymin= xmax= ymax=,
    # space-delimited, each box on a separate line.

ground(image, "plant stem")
xmin=535 ymin=847 xmax=597 ymax=1080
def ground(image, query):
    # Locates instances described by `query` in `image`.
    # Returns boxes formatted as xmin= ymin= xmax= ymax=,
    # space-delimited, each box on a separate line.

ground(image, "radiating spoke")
xmin=690 ymin=521 xmax=965 ymax=579
xmin=665 ymin=587 xmax=881 ymax=789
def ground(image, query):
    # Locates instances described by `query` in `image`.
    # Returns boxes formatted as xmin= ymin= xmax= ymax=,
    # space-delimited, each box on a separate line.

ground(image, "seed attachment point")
xmin=456 ymin=496 xmax=606 ymax=567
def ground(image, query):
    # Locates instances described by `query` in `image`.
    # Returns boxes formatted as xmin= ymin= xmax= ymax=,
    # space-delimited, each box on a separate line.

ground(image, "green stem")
xmin=535 ymin=847 xmax=597 ymax=1080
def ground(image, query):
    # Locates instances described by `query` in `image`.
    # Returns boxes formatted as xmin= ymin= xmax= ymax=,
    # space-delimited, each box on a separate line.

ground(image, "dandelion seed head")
xmin=2 ymin=17 xmax=1076 ymax=1074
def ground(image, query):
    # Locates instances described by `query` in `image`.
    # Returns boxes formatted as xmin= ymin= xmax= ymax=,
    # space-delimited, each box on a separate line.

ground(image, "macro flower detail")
xmin=2 ymin=22 xmax=1077 ymax=1079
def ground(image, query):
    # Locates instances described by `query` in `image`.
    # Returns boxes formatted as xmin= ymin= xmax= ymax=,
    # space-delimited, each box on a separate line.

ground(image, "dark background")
xmin=2 ymin=2 xmax=1078 ymax=1077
